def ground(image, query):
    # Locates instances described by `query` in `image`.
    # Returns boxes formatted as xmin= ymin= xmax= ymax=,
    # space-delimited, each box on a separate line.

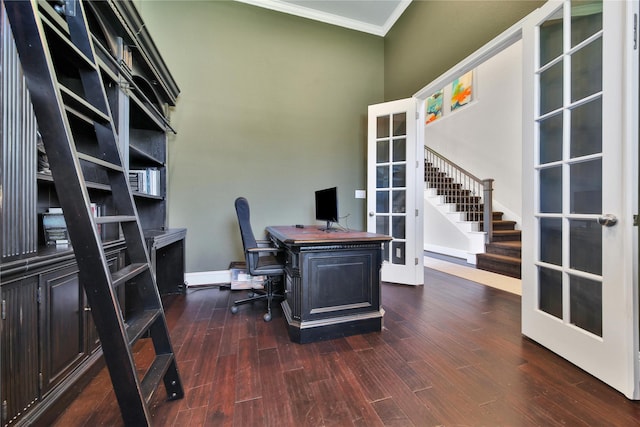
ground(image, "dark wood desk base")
xmin=282 ymin=303 xmax=385 ymax=344
xmin=267 ymin=226 xmax=391 ymax=344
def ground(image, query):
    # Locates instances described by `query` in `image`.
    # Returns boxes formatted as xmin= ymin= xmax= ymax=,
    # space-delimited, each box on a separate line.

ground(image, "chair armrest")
xmin=247 ymin=246 xmax=283 ymax=254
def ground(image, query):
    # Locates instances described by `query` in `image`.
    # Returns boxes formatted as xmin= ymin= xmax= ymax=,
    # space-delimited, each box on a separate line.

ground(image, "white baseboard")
xmin=424 ymin=244 xmax=468 ymax=260
xmin=185 ymin=270 xmax=231 ymax=287
xmin=424 ymin=244 xmax=478 ymax=265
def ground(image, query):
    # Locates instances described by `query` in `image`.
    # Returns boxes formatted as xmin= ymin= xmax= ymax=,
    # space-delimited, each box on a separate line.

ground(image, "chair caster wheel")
xmin=247 ymin=292 xmax=254 ymax=298
xmin=230 ymin=306 xmax=238 ymax=314
xmin=263 ymin=312 xmax=272 ymax=322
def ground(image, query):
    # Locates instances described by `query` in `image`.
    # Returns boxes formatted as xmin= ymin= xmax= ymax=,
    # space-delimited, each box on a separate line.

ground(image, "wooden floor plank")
xmin=324 ymin=351 xmax=386 ymax=427
xmin=204 ymin=353 xmax=236 ymax=426
xmin=235 ymin=336 xmax=262 ymax=402
xmin=356 ymin=347 xmax=434 ymax=426
xmin=282 ymin=367 xmax=324 ymax=426
xmin=258 ymin=347 xmax=295 ymax=425
xmin=50 ymin=269 xmax=640 ymax=426
xmin=233 ymin=398 xmax=265 ymax=427
xmin=370 ymin=398 xmax=414 ymax=427
xmin=310 ymin=379 xmax=356 ymax=427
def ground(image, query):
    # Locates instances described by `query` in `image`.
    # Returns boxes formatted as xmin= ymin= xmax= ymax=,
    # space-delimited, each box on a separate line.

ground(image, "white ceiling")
xmin=235 ymin=0 xmax=413 ymax=36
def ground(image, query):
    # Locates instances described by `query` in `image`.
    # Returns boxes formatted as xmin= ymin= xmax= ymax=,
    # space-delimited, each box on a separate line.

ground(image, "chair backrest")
xmin=234 ymin=197 xmax=259 ymax=271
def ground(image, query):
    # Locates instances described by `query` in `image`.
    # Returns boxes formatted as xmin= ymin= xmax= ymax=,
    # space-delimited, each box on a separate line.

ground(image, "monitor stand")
xmin=319 ymin=221 xmax=338 ymax=232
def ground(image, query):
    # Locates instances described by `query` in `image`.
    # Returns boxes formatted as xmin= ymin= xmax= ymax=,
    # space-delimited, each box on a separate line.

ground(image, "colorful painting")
xmin=425 ymin=89 xmax=444 ymax=124
xmin=451 ymin=71 xmax=473 ymax=111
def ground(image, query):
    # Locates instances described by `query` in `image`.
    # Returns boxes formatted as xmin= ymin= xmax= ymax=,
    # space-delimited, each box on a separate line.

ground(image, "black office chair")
xmin=231 ymin=197 xmax=285 ymax=322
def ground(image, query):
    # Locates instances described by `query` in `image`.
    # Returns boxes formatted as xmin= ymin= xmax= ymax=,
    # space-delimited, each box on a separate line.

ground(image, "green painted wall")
xmin=138 ymin=0 xmax=544 ymax=274
xmin=138 ymin=1 xmax=384 ymax=271
xmin=384 ymin=0 xmax=544 ymax=100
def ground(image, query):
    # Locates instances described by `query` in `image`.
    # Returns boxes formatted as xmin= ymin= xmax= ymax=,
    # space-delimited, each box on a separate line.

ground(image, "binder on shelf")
xmin=91 ymin=202 xmax=107 ymax=240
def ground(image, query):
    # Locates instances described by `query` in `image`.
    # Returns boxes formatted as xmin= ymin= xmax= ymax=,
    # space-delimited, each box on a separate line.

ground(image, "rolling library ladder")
xmin=3 ymin=0 xmax=183 ymax=424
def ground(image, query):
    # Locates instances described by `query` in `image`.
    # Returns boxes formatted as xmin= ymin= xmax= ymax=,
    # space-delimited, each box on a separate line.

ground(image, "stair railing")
xmin=424 ymin=146 xmax=494 ymax=242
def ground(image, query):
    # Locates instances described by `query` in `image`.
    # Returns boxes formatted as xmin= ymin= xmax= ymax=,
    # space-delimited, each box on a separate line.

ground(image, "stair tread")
xmin=477 ymin=252 xmax=521 ymax=263
xmin=489 ymin=241 xmax=522 ymax=248
xmin=492 ymin=229 xmax=521 ymax=236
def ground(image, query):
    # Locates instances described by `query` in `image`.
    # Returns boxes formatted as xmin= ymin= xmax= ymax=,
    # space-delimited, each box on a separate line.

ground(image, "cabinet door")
xmin=39 ymin=264 xmax=85 ymax=395
xmin=1 ymin=277 xmax=39 ymax=426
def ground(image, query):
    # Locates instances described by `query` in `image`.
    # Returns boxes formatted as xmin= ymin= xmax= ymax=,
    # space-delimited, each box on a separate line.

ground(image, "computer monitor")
xmin=315 ymin=187 xmax=338 ymax=231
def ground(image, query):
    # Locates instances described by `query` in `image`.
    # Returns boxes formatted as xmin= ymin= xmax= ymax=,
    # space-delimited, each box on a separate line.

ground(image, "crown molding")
xmin=235 ymin=0 xmax=411 ymax=37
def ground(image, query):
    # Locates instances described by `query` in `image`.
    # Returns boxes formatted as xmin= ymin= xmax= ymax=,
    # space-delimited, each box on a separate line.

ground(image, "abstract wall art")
xmin=425 ymin=89 xmax=444 ymax=124
xmin=451 ymin=70 xmax=473 ymax=111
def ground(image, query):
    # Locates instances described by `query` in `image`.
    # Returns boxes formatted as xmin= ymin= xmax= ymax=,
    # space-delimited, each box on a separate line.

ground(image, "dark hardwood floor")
xmin=53 ymin=268 xmax=640 ymax=426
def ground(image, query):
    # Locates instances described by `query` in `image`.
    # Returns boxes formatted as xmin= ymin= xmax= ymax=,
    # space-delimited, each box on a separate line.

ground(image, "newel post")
xmin=482 ymin=179 xmax=494 ymax=243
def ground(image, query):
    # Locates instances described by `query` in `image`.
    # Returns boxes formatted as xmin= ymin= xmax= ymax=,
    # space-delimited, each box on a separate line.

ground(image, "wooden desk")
xmin=266 ymin=225 xmax=391 ymax=343
xmin=144 ymin=228 xmax=186 ymax=295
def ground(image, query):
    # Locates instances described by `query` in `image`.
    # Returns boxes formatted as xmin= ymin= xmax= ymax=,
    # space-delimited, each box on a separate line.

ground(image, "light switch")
xmin=355 ymin=190 xmax=366 ymax=199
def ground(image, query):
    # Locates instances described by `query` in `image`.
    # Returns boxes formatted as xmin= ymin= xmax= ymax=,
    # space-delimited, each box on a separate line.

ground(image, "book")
xmin=129 ymin=168 xmax=161 ymax=196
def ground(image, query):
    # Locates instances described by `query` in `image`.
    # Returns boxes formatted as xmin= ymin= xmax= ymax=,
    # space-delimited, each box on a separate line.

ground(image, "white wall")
xmin=424 ymin=40 xmax=522 ymax=256
xmin=425 ymin=40 xmax=523 ymax=217
xmin=423 ymin=199 xmax=475 ymax=254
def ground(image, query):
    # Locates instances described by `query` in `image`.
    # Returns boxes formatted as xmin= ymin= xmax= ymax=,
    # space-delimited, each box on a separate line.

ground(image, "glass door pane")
xmin=375 ymin=112 xmax=408 ymax=265
xmin=367 ymin=97 xmax=422 ymax=285
xmin=535 ymin=0 xmax=604 ymax=336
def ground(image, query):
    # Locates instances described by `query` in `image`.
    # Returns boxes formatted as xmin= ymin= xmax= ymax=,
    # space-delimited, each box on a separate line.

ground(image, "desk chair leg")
xmin=264 ymin=279 xmax=274 ymax=322
xmin=229 ymin=276 xmax=284 ymax=322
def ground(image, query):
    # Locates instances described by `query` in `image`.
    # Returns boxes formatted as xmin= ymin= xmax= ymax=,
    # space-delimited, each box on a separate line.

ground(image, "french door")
xmin=367 ymin=99 xmax=423 ymax=285
xmin=522 ymin=0 xmax=639 ymax=398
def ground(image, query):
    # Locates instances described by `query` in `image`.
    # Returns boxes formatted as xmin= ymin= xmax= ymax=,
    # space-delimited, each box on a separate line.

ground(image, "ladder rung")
xmin=111 ymin=263 xmax=149 ymax=288
xmin=37 ymin=0 xmax=69 ymax=34
xmin=77 ymin=152 xmax=123 ymax=172
xmin=59 ymin=84 xmax=110 ymax=123
xmin=140 ymin=354 xmax=174 ymax=404
xmin=40 ymin=14 xmax=98 ymax=72
xmin=95 ymin=215 xmax=137 ymax=224
xmin=126 ymin=309 xmax=161 ymax=345
xmin=65 ymin=104 xmax=103 ymax=126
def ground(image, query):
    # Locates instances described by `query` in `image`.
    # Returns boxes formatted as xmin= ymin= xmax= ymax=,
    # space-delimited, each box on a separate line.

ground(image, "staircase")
xmin=5 ymin=1 xmax=183 ymax=425
xmin=477 ymin=213 xmax=522 ymax=279
xmin=425 ymin=149 xmax=521 ymax=279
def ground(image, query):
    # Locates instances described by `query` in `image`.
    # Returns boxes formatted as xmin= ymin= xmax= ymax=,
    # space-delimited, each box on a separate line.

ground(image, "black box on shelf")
xmin=42 ymin=211 xmax=69 ymax=246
